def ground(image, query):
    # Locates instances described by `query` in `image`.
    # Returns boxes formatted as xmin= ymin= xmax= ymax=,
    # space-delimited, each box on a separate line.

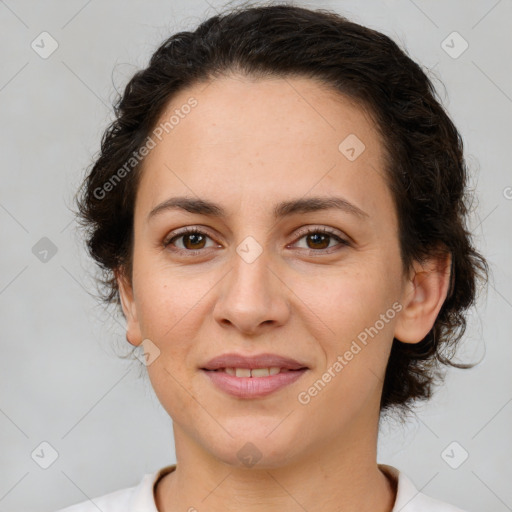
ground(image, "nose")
xmin=213 ymin=248 xmax=291 ymax=336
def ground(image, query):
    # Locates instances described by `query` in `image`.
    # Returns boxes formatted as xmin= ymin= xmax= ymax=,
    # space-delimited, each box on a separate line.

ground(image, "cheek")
xmin=134 ymin=263 xmax=207 ymax=341
xmin=145 ymin=361 xmax=202 ymax=437
xmin=296 ymin=272 xmax=399 ymax=423
xmin=297 ymin=263 xmax=400 ymax=403
xmin=296 ymin=263 xmax=400 ymax=337
xmin=134 ymin=266 xmax=210 ymax=384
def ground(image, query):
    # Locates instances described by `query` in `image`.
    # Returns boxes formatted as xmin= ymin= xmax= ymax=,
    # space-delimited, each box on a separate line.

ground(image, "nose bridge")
xmin=233 ymin=237 xmax=273 ymax=299
xmin=213 ymin=236 xmax=290 ymax=333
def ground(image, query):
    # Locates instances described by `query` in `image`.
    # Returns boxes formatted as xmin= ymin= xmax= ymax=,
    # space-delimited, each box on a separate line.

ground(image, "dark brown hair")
xmin=74 ymin=1 xmax=488 ymax=420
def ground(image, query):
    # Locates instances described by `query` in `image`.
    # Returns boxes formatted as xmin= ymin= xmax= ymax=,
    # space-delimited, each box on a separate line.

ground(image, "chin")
xmin=213 ymin=444 xmax=300 ymax=471
xmin=204 ymin=420 xmax=303 ymax=470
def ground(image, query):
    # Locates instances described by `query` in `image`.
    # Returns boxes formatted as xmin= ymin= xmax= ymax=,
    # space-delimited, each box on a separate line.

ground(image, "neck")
xmin=156 ymin=405 xmax=396 ymax=512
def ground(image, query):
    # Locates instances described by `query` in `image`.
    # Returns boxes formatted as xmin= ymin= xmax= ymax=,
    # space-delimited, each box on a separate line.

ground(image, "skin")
xmin=116 ymin=74 xmax=451 ymax=512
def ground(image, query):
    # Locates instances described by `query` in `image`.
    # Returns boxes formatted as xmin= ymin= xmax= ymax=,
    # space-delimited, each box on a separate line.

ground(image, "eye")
xmin=163 ymin=227 xmax=219 ymax=254
xmin=291 ymin=226 xmax=350 ymax=253
xmin=163 ymin=226 xmax=350 ymax=256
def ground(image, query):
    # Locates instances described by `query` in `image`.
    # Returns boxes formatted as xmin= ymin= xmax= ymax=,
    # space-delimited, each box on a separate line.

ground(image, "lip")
xmin=200 ymin=352 xmax=309 ymax=399
xmin=202 ymin=368 xmax=308 ymax=398
xmin=201 ymin=352 xmax=308 ymax=371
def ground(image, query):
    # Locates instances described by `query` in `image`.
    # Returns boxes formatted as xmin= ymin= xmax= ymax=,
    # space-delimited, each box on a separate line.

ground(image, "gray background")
xmin=0 ymin=0 xmax=511 ymax=511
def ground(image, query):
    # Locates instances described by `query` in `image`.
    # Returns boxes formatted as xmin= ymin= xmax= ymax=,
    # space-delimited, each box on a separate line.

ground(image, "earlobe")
xmin=394 ymin=252 xmax=452 ymax=344
xmin=115 ymin=268 xmax=143 ymax=347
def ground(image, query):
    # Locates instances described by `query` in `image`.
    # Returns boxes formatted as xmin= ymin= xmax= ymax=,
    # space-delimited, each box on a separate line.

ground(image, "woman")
xmin=58 ymin=3 xmax=488 ymax=511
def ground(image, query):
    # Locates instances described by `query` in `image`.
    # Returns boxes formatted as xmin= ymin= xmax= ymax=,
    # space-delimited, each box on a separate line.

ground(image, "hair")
xmin=74 ymin=1 xmax=489 ymax=420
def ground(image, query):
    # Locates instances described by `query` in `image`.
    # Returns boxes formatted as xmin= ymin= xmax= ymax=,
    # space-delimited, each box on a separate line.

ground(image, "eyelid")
xmin=288 ymin=225 xmax=351 ymax=252
xmin=163 ymin=225 xmax=220 ymax=248
xmin=291 ymin=225 xmax=347 ymax=242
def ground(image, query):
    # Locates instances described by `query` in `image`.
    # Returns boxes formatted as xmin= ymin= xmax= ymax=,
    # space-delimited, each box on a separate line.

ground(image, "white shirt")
xmin=55 ymin=463 xmax=467 ymax=512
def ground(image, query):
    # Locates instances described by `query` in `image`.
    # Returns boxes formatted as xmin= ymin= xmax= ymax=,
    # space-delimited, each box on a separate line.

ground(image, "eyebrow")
xmin=147 ymin=195 xmax=369 ymax=222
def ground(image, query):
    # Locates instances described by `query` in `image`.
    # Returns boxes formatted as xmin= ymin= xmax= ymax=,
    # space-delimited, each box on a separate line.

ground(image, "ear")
xmin=394 ymin=252 xmax=452 ymax=344
xmin=115 ymin=267 xmax=143 ymax=347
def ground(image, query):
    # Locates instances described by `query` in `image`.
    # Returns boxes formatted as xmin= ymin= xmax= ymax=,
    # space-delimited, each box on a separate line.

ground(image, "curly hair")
xmin=74 ymin=1 xmax=489 ymax=419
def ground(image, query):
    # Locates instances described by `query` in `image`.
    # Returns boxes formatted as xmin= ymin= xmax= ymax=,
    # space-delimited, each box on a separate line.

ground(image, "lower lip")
xmin=202 ymin=369 xmax=307 ymax=398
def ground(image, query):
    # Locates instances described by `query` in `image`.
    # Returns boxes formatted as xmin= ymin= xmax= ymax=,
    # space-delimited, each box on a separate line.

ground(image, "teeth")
xmin=251 ymin=368 xmax=270 ymax=377
xmin=222 ymin=367 xmax=283 ymax=377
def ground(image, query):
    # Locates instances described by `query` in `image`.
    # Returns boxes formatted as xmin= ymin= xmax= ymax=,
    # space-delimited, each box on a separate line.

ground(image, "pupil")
xmin=185 ymin=233 xmax=204 ymax=249
xmin=308 ymin=233 xmax=329 ymax=249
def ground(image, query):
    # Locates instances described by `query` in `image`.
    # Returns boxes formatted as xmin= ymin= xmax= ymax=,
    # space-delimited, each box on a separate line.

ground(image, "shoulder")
xmin=409 ymin=492 xmax=468 ymax=512
xmin=54 ymin=465 xmax=177 ymax=512
xmin=379 ymin=464 xmax=468 ymax=512
xmin=54 ymin=485 xmax=136 ymax=512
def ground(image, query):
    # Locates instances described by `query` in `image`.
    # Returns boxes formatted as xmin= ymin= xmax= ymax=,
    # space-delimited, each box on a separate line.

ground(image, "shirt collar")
xmin=130 ymin=464 xmax=176 ymax=512
xmin=129 ymin=463 xmax=432 ymax=512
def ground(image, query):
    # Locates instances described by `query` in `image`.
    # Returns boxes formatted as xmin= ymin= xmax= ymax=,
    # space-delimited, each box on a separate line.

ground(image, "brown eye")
xmin=163 ymin=228 xmax=217 ymax=253
xmin=180 ymin=232 xmax=207 ymax=250
xmin=292 ymin=227 xmax=349 ymax=252
xmin=304 ymin=232 xmax=331 ymax=250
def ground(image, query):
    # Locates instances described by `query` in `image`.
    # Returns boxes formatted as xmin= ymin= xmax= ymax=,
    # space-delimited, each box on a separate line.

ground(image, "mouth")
xmin=201 ymin=366 xmax=308 ymax=398
xmin=200 ymin=353 xmax=310 ymax=398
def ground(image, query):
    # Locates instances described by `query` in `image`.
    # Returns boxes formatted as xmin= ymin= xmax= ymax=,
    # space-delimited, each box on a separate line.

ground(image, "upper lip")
xmin=201 ymin=353 xmax=308 ymax=370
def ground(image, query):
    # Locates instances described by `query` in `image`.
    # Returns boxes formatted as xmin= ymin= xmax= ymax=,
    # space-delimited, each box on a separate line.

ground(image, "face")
xmin=117 ymin=75 xmax=422 ymax=469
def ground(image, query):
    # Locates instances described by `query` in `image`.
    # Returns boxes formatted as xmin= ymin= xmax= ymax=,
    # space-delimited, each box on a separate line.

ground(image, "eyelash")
xmin=162 ymin=226 xmax=350 ymax=256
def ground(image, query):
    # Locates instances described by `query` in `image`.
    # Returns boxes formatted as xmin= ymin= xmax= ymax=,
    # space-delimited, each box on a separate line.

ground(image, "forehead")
xmin=136 ymin=74 xmax=391 ymax=223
